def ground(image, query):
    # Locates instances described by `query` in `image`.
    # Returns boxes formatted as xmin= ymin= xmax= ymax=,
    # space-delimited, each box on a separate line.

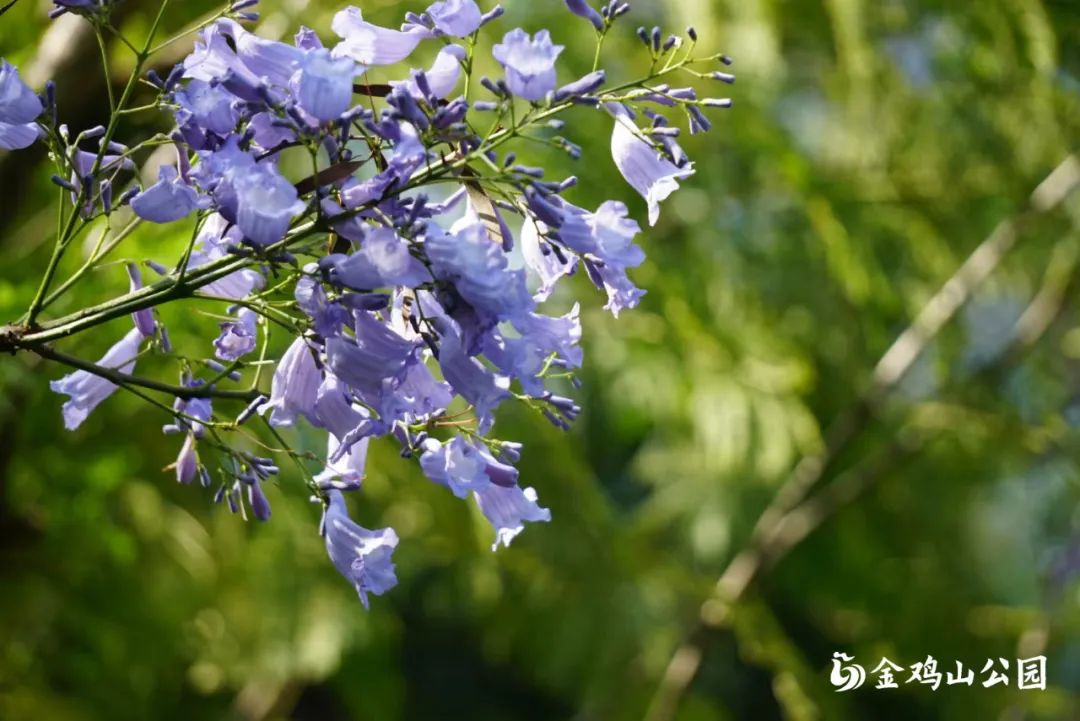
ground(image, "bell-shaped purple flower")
xmin=49 ymin=325 xmax=145 ymax=430
xmin=214 ymin=308 xmax=258 ymax=361
xmin=520 ymin=217 xmax=575 ymax=301
xmin=183 ymin=214 xmax=265 ymax=300
xmin=260 ymin=337 xmax=321 ymax=427
xmin=322 ymin=490 xmax=399 ymax=607
xmin=420 ymin=436 xmax=518 ymax=499
xmin=609 ymin=105 xmax=694 ymax=226
xmin=175 ymin=433 xmax=199 ymax=484
xmin=425 ymin=0 xmax=483 ymax=37
xmin=492 ymin=29 xmax=563 ymax=102
xmin=233 ymin=165 xmax=306 ymax=245
xmin=429 ymin=315 xmax=510 ymax=431
xmin=131 ymin=165 xmax=206 ymax=224
xmin=330 ymin=227 xmax=430 ymax=290
xmin=126 ymin=264 xmax=157 ymax=337
xmin=426 ymin=222 xmax=533 ymax=322
xmin=292 ymin=48 xmax=358 ymax=121
xmin=474 ymin=483 xmax=551 ymax=550
xmin=325 ymin=312 xmax=417 ymax=394
xmin=174 ymin=79 xmax=239 ymax=140
xmin=332 ymin=7 xmax=432 ymax=66
xmin=392 ymin=45 xmax=466 ymax=100
xmin=0 ymin=60 xmax=42 ymax=151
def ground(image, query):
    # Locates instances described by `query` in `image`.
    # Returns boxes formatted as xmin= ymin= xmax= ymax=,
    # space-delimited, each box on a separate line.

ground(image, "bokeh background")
xmin=2 ymin=0 xmax=1080 ymax=719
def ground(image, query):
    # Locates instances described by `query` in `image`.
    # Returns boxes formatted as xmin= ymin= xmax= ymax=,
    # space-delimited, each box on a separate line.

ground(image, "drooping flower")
xmin=332 ymin=7 xmax=431 ymax=66
xmin=322 ymin=490 xmax=399 ymax=607
xmin=329 ymin=226 xmax=431 ymax=290
xmin=492 ymin=29 xmax=563 ymax=102
xmin=324 ymin=312 xmax=417 ymax=396
xmin=260 ymin=337 xmax=321 ymax=427
xmin=608 ymin=104 xmax=694 ymax=226
xmin=425 ymin=0 xmax=484 ymax=37
xmin=184 ymin=214 xmax=265 ymax=300
xmin=126 ymin=263 xmax=157 ymax=337
xmin=214 ymin=308 xmax=258 ymax=361
xmin=131 ymin=165 xmax=206 ymax=223
xmin=0 ymin=60 xmax=42 ymax=151
xmin=425 ymin=222 xmax=533 ymax=323
xmin=232 ymin=164 xmax=306 ymax=246
xmin=392 ymin=45 xmax=466 ymax=100
xmin=420 ymin=436 xmax=518 ymax=499
xmin=49 ymin=326 xmax=146 ymax=430
xmin=292 ymin=48 xmax=358 ymax=121
xmin=520 ymin=217 xmax=576 ymax=302
xmin=474 ymin=483 xmax=551 ymax=550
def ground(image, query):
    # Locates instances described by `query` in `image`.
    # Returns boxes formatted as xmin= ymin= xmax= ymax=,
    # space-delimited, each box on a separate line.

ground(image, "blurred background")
xmin=2 ymin=0 xmax=1080 ymax=719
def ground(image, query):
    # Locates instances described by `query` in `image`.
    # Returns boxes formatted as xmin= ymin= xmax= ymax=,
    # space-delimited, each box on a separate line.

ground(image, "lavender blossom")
xmin=214 ymin=308 xmax=259 ymax=361
xmin=425 ymin=0 xmax=484 ymax=37
xmin=131 ymin=165 xmax=206 ymax=223
xmin=0 ymin=60 xmax=43 ymax=150
xmin=332 ymin=7 xmax=431 ymax=66
xmin=475 ymin=483 xmax=551 ymax=550
xmin=49 ymin=326 xmax=145 ymax=430
xmin=492 ymin=29 xmax=564 ymax=102
xmin=609 ymin=104 xmax=694 ymax=225
xmin=126 ymin=264 xmax=157 ymax=337
xmin=322 ymin=490 xmax=399 ymax=607
xmin=329 ymin=226 xmax=431 ymax=290
xmin=260 ymin=337 xmax=321 ymax=427
xmin=420 ymin=436 xmax=518 ymax=499
xmin=292 ymin=49 xmax=358 ymax=121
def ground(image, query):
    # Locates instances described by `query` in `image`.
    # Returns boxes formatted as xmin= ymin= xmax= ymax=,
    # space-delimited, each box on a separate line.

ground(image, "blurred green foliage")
xmin=1 ymin=0 xmax=1080 ymax=719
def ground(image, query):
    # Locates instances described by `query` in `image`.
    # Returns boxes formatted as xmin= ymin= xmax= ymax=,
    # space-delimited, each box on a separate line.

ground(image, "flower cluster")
xmin=2 ymin=0 xmax=733 ymax=606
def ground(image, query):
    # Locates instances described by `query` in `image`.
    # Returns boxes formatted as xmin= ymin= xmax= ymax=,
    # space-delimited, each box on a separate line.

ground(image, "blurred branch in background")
xmin=646 ymin=154 xmax=1080 ymax=721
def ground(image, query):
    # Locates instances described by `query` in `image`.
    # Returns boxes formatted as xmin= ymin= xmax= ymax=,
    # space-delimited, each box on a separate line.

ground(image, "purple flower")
xmin=214 ymin=308 xmax=258 ymax=361
xmin=322 ymin=490 xmax=399 ymax=607
xmin=424 ymin=306 xmax=510 ymax=431
xmin=420 ymin=436 xmax=518 ymax=499
xmin=474 ymin=483 xmax=550 ymax=550
xmin=425 ymin=222 xmax=533 ymax=322
xmin=260 ymin=337 xmax=321 ymax=427
xmin=126 ymin=264 xmax=157 ymax=336
xmin=175 ymin=433 xmax=199 ymax=484
xmin=564 ymin=0 xmax=604 ymax=30
xmin=313 ymin=374 xmax=371 ymax=488
xmin=228 ymin=19 xmax=304 ymax=88
xmin=520 ymin=217 xmax=576 ymax=301
xmin=391 ymin=45 xmax=466 ymax=100
xmin=183 ymin=21 xmax=268 ymax=102
xmin=0 ymin=60 xmax=42 ymax=151
xmin=233 ymin=164 xmax=306 ymax=245
xmin=330 ymin=226 xmax=430 ymax=290
xmin=184 ymin=214 xmax=265 ymax=299
xmin=425 ymin=0 xmax=483 ymax=37
xmin=49 ymin=326 xmax=145 ymax=430
xmin=492 ymin=29 xmax=563 ymax=102
xmin=324 ymin=312 xmax=417 ymax=395
xmin=292 ymin=48 xmax=358 ymax=121
xmin=609 ymin=105 xmax=694 ymax=226
xmin=332 ymin=7 xmax=431 ymax=66
xmin=174 ymin=79 xmax=239 ymax=142
xmin=131 ymin=165 xmax=206 ymax=223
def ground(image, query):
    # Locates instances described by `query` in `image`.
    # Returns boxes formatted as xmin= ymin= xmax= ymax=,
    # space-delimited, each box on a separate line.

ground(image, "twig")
xmin=28 ymin=342 xmax=260 ymax=402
